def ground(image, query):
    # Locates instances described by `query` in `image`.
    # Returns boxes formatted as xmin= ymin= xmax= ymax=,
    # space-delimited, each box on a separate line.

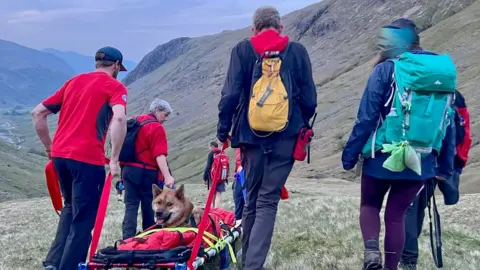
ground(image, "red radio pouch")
xmin=293 ymin=128 xmax=314 ymax=162
xmin=293 ymin=113 xmax=317 ymax=163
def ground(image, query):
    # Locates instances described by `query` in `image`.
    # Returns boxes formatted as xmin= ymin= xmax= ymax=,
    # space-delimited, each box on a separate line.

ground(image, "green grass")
xmin=0 ymin=179 xmax=479 ymax=269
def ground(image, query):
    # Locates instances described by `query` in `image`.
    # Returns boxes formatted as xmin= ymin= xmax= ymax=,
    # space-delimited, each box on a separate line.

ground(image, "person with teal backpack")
xmin=342 ymin=18 xmax=456 ymax=270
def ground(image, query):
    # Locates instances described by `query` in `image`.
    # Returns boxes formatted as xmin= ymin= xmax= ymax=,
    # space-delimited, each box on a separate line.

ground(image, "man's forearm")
xmin=33 ymin=115 xmax=52 ymax=150
xmin=110 ymin=116 xmax=127 ymax=161
xmin=156 ymin=155 xmax=171 ymax=178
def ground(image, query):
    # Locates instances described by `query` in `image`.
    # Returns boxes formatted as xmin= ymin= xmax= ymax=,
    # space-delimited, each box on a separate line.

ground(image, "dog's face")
xmin=152 ymin=184 xmax=193 ymax=228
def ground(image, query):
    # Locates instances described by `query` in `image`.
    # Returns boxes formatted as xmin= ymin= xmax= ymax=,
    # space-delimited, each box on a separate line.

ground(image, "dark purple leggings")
xmin=360 ymin=174 xmax=424 ymax=270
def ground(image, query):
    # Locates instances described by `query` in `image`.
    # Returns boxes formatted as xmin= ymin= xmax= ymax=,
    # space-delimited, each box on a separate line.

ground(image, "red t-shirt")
xmin=130 ymin=113 xmax=168 ymax=168
xmin=42 ymin=71 xmax=128 ymax=166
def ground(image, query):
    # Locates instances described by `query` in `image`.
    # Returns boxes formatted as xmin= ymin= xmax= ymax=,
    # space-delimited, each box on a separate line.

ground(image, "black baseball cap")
xmin=95 ymin=46 xmax=127 ymax=71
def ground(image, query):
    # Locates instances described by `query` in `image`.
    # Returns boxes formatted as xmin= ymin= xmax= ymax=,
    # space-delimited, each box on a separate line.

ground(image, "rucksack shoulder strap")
xmin=139 ymin=119 xmax=157 ymax=127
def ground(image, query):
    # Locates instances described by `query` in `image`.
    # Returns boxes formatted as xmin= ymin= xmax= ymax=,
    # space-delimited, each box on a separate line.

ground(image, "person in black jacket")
xmin=400 ymin=90 xmax=472 ymax=269
xmin=202 ymin=141 xmax=225 ymax=208
xmin=216 ymin=6 xmax=317 ymax=270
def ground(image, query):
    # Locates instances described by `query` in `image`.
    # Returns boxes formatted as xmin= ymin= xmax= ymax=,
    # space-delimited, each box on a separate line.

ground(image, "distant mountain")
xmin=122 ymin=0 xmax=480 ymax=186
xmin=0 ymin=39 xmax=75 ymax=108
xmin=43 ymin=48 xmax=137 ymax=81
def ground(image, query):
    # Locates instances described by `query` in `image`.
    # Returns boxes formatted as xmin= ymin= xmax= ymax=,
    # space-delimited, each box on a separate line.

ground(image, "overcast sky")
xmin=0 ymin=0 xmax=319 ymax=61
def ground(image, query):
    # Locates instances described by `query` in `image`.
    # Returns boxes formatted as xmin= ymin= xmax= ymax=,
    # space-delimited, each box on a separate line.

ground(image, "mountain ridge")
xmin=42 ymin=48 xmax=137 ymax=81
xmin=121 ymin=0 xmax=479 ymax=187
xmin=0 ymin=39 xmax=75 ymax=108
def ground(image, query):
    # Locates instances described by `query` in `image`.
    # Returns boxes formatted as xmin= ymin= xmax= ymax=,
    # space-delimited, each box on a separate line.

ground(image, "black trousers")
xmin=241 ymin=137 xmax=296 ymax=270
xmin=43 ymin=157 xmax=105 ymax=270
xmin=121 ymin=165 xmax=160 ymax=239
xmin=401 ymin=178 xmax=437 ymax=266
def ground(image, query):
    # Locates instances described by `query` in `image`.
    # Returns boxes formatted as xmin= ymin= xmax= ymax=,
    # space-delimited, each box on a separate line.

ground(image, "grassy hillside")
xmin=0 ymin=108 xmax=55 ymax=201
xmin=0 ymin=179 xmax=479 ymax=269
xmin=0 ymin=139 xmax=47 ymax=202
xmin=121 ymin=0 xmax=479 ymax=191
xmin=0 ymin=40 xmax=75 ymax=108
xmin=1 ymin=0 xmax=479 ymax=199
xmin=0 ymin=108 xmax=58 ymax=150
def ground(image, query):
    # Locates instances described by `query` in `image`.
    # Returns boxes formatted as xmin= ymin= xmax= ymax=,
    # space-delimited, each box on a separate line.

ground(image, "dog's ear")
xmin=152 ymin=184 xmax=163 ymax=198
xmin=175 ymin=184 xmax=185 ymax=200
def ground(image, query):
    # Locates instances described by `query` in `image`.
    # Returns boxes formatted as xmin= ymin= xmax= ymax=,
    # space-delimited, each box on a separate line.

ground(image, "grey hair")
xmin=149 ymin=98 xmax=173 ymax=114
xmin=252 ymin=6 xmax=282 ymax=31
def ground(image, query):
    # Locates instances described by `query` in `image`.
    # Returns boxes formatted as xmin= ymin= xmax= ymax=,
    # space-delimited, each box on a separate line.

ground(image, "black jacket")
xmin=216 ymin=38 xmax=317 ymax=147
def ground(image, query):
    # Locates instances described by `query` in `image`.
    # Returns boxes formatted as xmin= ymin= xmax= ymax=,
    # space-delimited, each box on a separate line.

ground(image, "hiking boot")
xmin=362 ymin=249 xmax=383 ymax=270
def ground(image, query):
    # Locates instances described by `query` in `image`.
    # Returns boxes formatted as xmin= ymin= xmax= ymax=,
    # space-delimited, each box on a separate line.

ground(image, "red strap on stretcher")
xmin=45 ymin=160 xmax=63 ymax=215
xmin=89 ymin=173 xmax=113 ymax=260
xmin=187 ymin=138 xmax=230 ymax=269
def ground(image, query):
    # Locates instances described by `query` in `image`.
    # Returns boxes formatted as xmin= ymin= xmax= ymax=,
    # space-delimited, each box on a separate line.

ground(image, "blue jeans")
xmin=232 ymin=180 xmax=245 ymax=220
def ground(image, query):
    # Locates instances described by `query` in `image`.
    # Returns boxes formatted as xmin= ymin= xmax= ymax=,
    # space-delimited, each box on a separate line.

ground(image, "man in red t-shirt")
xmin=31 ymin=46 xmax=128 ymax=270
xmin=120 ymin=98 xmax=175 ymax=239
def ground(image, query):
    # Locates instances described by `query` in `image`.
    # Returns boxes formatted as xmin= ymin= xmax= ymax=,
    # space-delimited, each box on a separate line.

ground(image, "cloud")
xmin=7 ymin=8 xmax=116 ymax=24
xmin=6 ymin=1 xmax=159 ymax=24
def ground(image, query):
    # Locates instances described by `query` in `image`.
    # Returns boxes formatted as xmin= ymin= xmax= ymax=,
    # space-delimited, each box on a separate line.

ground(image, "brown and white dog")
xmin=151 ymin=184 xmax=203 ymax=228
xmin=151 ymin=183 xmax=242 ymax=268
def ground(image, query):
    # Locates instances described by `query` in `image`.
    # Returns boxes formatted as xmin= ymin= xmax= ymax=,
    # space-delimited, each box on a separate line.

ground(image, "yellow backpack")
xmin=248 ymin=44 xmax=291 ymax=136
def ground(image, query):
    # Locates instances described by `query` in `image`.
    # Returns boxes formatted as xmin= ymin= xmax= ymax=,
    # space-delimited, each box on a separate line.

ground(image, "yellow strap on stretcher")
xmin=135 ymin=226 xmax=237 ymax=263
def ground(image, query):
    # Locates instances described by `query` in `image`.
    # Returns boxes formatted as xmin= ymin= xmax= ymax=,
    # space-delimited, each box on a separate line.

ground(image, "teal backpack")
xmin=361 ymin=52 xmax=457 ymax=175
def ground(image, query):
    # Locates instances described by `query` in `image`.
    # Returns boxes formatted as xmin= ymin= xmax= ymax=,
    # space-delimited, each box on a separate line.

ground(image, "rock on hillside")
xmin=124 ymin=0 xmax=480 ymax=189
xmin=0 ymin=40 xmax=75 ymax=107
xmin=122 ymin=37 xmax=191 ymax=86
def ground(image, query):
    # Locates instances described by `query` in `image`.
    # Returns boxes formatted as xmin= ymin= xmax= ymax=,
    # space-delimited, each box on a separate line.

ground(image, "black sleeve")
xmin=217 ymin=43 xmax=244 ymax=142
xmin=297 ymin=44 xmax=317 ymax=123
xmin=203 ymin=151 xmax=214 ymax=181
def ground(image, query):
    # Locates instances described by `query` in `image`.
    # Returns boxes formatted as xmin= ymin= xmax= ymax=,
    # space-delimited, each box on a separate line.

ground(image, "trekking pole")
xmin=307 ymin=112 xmax=317 ymax=164
xmin=428 ymin=181 xmax=443 ymax=268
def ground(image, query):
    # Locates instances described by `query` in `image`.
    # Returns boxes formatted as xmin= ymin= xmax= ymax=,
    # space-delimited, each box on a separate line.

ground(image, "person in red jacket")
xmin=203 ymin=141 xmax=226 ymax=208
xmin=121 ymin=98 xmax=175 ymax=240
xmin=33 ymin=46 xmax=128 ymax=270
